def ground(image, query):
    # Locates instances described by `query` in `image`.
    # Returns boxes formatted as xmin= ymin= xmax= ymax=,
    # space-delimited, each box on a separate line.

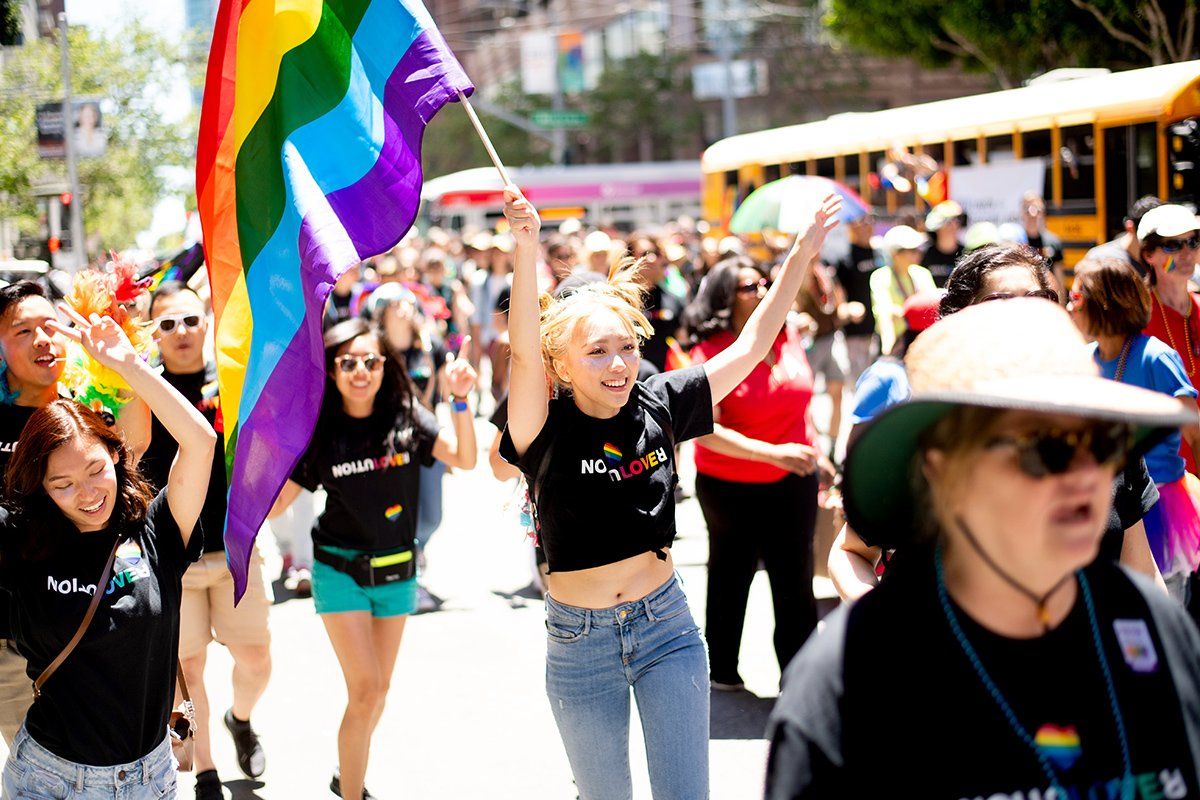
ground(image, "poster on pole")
xmin=520 ymin=32 xmax=557 ymax=95
xmin=949 ymin=158 xmax=1046 ymax=225
xmin=558 ymin=31 xmax=585 ymax=95
xmin=36 ymin=99 xmax=107 ymax=159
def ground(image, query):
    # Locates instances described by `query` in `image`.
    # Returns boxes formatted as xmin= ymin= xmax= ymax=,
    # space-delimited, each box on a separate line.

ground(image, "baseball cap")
xmin=882 ymin=225 xmax=928 ymax=253
xmin=1136 ymin=204 xmax=1200 ymax=240
xmin=925 ymin=200 xmax=964 ymax=232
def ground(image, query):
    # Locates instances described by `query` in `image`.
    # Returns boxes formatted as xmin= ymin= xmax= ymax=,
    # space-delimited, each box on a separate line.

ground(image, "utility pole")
xmin=548 ymin=0 xmax=567 ymax=165
xmin=57 ymin=12 xmax=85 ymax=270
xmin=718 ymin=0 xmax=738 ymax=139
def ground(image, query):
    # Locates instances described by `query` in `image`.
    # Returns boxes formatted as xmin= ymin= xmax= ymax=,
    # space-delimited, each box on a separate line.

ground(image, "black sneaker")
xmin=223 ymin=709 xmax=266 ymax=778
xmin=330 ymin=769 xmax=377 ymax=800
xmin=195 ymin=769 xmax=224 ymax=800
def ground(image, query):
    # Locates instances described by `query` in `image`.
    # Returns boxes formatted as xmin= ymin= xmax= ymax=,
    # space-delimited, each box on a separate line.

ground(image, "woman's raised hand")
xmin=503 ymin=185 xmax=541 ymax=247
xmin=48 ymin=304 xmax=140 ymax=371
xmin=790 ymin=193 xmax=843 ymax=263
xmin=444 ymin=334 xmax=478 ymax=397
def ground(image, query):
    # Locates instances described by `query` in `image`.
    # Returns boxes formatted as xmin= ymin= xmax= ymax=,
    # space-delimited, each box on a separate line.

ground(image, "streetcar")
xmin=701 ymin=61 xmax=1200 ymax=266
xmin=420 ymin=161 xmax=702 ymax=233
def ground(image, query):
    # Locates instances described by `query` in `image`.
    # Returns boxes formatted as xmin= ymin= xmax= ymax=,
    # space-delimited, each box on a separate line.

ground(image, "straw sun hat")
xmin=843 ymin=298 xmax=1192 ymax=548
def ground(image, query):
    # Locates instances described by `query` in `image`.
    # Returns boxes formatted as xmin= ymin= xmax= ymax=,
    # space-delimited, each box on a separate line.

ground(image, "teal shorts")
xmin=312 ymin=545 xmax=419 ymax=618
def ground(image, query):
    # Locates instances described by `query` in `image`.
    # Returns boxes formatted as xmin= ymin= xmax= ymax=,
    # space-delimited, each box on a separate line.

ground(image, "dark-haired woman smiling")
xmin=269 ymin=318 xmax=477 ymax=800
xmin=0 ymin=309 xmax=215 ymax=798
xmin=684 ymin=256 xmax=831 ymax=689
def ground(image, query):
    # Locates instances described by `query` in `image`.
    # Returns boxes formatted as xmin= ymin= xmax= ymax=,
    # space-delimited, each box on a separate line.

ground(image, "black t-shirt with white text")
xmin=499 ymin=366 xmax=713 ymax=572
xmin=292 ymin=404 xmax=441 ymax=552
xmin=0 ymin=490 xmax=202 ymax=765
xmin=0 ymin=403 xmax=37 ymax=640
xmin=642 ymin=286 xmax=686 ymax=372
xmin=834 ymin=245 xmax=877 ymax=337
xmin=765 ymin=556 xmax=1200 ymax=799
xmin=920 ymin=242 xmax=962 ymax=288
xmin=141 ymin=364 xmax=228 ymax=555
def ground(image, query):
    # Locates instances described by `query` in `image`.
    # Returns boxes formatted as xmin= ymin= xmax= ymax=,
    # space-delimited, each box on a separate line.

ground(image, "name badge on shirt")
xmin=1113 ymin=619 xmax=1158 ymax=673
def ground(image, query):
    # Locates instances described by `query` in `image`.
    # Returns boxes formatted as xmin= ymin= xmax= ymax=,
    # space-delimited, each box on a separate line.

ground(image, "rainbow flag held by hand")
xmin=196 ymin=0 xmax=473 ymax=600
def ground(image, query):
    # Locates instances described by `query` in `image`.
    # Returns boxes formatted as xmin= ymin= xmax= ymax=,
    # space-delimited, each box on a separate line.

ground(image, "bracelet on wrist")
xmin=451 ymin=395 xmax=470 ymax=413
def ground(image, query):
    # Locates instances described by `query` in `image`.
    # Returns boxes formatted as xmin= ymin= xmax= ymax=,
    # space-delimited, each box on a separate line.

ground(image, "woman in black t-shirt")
xmin=499 ymin=186 xmax=842 ymax=799
xmin=766 ymin=299 xmax=1200 ymax=798
xmin=269 ymin=317 xmax=477 ymax=800
xmin=0 ymin=309 xmax=216 ymax=796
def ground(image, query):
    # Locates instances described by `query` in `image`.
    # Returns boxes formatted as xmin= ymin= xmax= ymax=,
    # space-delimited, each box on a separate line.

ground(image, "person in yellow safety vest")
xmin=870 ymin=225 xmax=937 ymax=355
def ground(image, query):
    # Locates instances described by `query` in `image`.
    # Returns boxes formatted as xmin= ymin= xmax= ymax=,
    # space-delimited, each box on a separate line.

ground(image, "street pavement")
xmin=174 ymin=429 xmax=816 ymax=800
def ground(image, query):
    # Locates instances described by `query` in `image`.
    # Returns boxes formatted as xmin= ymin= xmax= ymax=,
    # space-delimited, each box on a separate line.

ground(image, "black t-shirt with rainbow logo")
xmin=291 ymin=404 xmax=440 ymax=553
xmin=500 ymin=365 xmax=713 ymax=573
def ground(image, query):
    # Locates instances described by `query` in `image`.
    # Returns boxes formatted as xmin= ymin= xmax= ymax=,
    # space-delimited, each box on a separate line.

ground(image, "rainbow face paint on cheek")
xmin=1165 ymin=255 xmax=1179 ymax=273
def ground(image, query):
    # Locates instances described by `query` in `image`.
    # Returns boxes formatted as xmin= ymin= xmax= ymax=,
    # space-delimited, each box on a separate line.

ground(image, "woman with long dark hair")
xmin=0 ymin=309 xmax=215 ymax=798
xmin=500 ymin=185 xmax=840 ymax=799
xmin=682 ymin=255 xmax=831 ymax=690
xmin=269 ymin=318 xmax=477 ymax=800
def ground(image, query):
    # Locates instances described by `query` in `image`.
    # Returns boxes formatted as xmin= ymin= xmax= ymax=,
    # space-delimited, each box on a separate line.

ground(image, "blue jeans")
xmin=417 ymin=461 xmax=446 ymax=546
xmin=544 ymin=574 xmax=710 ymax=800
xmin=2 ymin=725 xmax=175 ymax=799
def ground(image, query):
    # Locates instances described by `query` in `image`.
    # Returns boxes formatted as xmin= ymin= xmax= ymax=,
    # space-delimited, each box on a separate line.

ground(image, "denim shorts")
xmin=2 ymin=724 xmax=175 ymax=799
xmin=544 ymin=574 xmax=710 ymax=800
xmin=312 ymin=545 xmax=418 ymax=618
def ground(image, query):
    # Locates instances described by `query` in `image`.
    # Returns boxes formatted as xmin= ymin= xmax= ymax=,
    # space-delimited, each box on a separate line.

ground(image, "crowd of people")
xmin=0 ymin=180 xmax=1197 ymax=800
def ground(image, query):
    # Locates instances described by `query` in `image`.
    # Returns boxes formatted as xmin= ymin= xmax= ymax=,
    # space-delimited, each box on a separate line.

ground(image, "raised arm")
xmin=702 ymin=194 xmax=841 ymax=405
xmin=50 ymin=308 xmax=216 ymax=544
xmin=432 ymin=335 xmax=479 ymax=470
xmin=501 ymin=186 xmax=547 ymax=458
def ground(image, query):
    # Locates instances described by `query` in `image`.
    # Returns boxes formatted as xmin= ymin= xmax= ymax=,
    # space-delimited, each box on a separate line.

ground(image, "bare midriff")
xmin=545 ymin=549 xmax=676 ymax=609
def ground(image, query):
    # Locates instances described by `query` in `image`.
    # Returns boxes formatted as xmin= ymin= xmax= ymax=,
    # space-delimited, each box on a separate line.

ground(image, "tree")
xmin=825 ymin=0 xmax=1189 ymax=88
xmin=0 ymin=22 xmax=192 ymax=256
xmin=583 ymin=51 xmax=702 ymax=162
xmin=420 ymin=80 xmax=552 ymax=178
xmin=0 ymin=0 xmax=21 ymax=46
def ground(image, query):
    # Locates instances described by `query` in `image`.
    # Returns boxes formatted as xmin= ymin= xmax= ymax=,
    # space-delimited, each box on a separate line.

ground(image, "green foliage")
xmin=0 ymin=22 xmax=191 ymax=254
xmin=583 ymin=51 xmax=702 ymax=162
xmin=825 ymin=0 xmax=1191 ymax=87
xmin=422 ymin=81 xmax=552 ymax=179
xmin=0 ymin=0 xmax=21 ymax=47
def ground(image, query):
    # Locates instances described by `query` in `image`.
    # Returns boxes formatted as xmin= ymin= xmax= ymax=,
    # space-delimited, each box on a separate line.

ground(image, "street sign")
xmin=532 ymin=110 xmax=589 ymax=129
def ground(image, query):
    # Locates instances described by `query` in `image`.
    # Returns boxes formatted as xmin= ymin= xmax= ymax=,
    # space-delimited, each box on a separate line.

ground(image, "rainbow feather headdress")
xmin=59 ymin=255 xmax=153 ymax=423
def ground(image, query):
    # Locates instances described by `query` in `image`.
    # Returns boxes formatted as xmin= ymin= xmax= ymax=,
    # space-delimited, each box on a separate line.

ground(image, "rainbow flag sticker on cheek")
xmin=385 ymin=504 xmax=403 ymax=522
xmin=603 ymin=443 xmax=623 ymax=465
xmin=1035 ymin=723 xmax=1082 ymax=771
xmin=1166 ymin=256 xmax=1178 ymax=273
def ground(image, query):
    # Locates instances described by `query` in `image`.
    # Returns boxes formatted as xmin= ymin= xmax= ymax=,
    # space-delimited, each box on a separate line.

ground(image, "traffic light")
xmin=59 ymin=191 xmax=72 ymax=209
xmin=1168 ymin=118 xmax=1200 ymax=205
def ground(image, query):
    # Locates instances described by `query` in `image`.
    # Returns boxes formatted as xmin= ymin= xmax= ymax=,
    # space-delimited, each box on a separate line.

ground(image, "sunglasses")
xmin=986 ymin=423 xmax=1134 ymax=478
xmin=1156 ymin=236 xmax=1200 ymax=254
xmin=155 ymin=314 xmax=202 ymax=334
xmin=334 ymin=353 xmax=385 ymax=373
xmin=736 ymin=278 xmax=771 ymax=295
xmin=978 ymin=289 xmax=1060 ymax=304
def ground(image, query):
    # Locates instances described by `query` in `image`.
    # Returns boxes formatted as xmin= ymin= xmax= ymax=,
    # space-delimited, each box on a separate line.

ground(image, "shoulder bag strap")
xmin=176 ymin=659 xmax=191 ymax=703
xmin=33 ymin=535 xmax=122 ymax=699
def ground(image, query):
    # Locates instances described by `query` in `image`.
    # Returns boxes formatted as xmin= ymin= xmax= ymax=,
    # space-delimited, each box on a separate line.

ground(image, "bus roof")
xmin=422 ymin=160 xmax=700 ymax=205
xmin=701 ymin=61 xmax=1200 ymax=173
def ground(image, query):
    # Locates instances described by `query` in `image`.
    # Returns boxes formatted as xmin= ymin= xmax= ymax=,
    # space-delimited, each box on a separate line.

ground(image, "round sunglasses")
xmin=1155 ymin=235 xmax=1200 ymax=254
xmin=986 ymin=423 xmax=1134 ymax=478
xmin=334 ymin=353 xmax=385 ymax=373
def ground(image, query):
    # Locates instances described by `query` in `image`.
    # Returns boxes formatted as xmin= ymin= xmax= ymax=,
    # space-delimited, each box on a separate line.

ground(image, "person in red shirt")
xmin=1139 ymin=203 xmax=1200 ymax=475
xmin=683 ymin=255 xmax=834 ymax=690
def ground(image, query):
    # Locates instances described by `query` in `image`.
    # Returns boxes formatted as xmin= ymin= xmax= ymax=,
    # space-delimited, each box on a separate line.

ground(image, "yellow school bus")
xmin=701 ymin=61 xmax=1200 ymax=266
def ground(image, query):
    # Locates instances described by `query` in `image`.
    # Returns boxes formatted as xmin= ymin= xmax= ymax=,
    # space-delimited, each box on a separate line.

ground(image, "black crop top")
xmin=500 ymin=366 xmax=714 ymax=572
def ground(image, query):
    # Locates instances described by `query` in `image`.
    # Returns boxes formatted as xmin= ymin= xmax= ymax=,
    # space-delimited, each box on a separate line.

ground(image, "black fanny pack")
xmin=315 ymin=547 xmax=416 ymax=587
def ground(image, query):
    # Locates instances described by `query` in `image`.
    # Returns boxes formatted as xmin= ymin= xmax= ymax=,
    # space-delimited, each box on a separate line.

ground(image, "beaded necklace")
xmin=935 ymin=545 xmax=1135 ymax=797
xmin=1113 ymin=335 xmax=1134 ymax=383
xmin=1152 ymin=290 xmax=1196 ymax=375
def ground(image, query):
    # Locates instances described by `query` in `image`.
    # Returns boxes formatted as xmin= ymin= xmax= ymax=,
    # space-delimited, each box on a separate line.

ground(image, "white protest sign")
xmin=949 ymin=158 xmax=1046 ymax=225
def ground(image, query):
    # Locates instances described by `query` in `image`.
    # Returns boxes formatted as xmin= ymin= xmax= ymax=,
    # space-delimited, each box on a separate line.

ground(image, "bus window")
xmin=764 ymin=164 xmax=782 ymax=184
xmin=1060 ymin=125 xmax=1097 ymax=209
xmin=843 ymin=151 xmax=862 ymax=194
xmin=1022 ymin=129 xmax=1054 ymax=206
xmin=986 ymin=134 xmax=1016 ymax=163
xmin=954 ymin=139 xmax=980 ymax=166
xmin=923 ymin=142 xmax=945 ymax=167
xmin=787 ymin=162 xmax=804 ymax=176
xmin=1102 ymin=122 xmax=1161 ymax=237
xmin=1135 ymin=122 xmax=1158 ymax=201
xmin=816 ymin=157 xmax=836 ymax=180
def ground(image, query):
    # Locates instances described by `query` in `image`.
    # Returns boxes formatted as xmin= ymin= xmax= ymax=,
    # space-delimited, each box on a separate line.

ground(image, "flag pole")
xmin=457 ymin=90 xmax=513 ymax=187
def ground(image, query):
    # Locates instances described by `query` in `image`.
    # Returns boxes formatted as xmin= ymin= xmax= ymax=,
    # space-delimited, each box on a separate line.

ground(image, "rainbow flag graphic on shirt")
xmin=1034 ymin=723 xmax=1082 ymax=771
xmin=603 ymin=443 xmax=623 ymax=465
xmin=195 ymin=0 xmax=473 ymax=600
xmin=385 ymin=504 xmax=403 ymax=521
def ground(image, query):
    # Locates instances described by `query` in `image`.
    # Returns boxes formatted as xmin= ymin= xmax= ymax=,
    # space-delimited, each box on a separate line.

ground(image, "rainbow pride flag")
xmin=195 ymin=0 xmax=473 ymax=599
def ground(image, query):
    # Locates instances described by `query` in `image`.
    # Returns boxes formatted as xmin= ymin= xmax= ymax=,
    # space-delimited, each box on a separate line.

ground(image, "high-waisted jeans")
xmin=544 ymin=574 xmax=710 ymax=800
xmin=2 ymin=725 xmax=175 ymax=799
